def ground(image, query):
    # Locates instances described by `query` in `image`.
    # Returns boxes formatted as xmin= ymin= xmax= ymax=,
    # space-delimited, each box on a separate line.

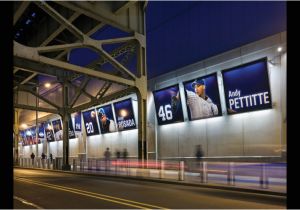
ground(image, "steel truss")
xmin=13 ymin=1 xmax=148 ymax=169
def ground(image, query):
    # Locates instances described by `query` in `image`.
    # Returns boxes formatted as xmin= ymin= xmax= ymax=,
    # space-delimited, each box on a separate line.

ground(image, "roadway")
xmin=14 ymin=168 xmax=286 ymax=209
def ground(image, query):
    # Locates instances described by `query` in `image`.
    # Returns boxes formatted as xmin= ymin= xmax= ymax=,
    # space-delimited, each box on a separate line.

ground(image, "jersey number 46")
xmin=158 ymin=105 xmax=173 ymax=121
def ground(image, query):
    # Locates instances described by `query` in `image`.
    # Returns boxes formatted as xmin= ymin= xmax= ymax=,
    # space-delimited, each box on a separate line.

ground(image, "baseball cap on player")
xmin=98 ymin=108 xmax=106 ymax=118
xmin=191 ymin=78 xmax=206 ymax=88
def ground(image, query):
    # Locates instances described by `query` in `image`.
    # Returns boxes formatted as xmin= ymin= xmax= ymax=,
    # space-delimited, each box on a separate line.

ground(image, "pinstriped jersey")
xmin=186 ymin=90 xmax=218 ymax=120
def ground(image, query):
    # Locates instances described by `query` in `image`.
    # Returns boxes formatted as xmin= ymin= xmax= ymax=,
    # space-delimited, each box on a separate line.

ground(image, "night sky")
xmin=69 ymin=1 xmax=286 ymax=79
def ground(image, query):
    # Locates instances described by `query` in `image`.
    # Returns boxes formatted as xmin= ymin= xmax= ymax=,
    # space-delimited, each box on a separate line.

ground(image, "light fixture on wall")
xmin=20 ymin=123 xmax=28 ymax=129
xmin=277 ymin=46 xmax=282 ymax=52
xmin=268 ymin=45 xmax=285 ymax=66
xmin=44 ymin=82 xmax=51 ymax=88
xmin=268 ymin=58 xmax=279 ymax=66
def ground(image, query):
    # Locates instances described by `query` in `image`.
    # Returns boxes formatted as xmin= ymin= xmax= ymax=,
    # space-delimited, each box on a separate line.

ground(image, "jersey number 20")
xmin=86 ymin=122 xmax=94 ymax=134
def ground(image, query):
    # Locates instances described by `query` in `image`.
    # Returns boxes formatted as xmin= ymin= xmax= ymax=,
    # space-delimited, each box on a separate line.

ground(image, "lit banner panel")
xmin=38 ymin=123 xmax=45 ymax=143
xmin=82 ymin=109 xmax=100 ymax=136
xmin=30 ymin=126 xmax=37 ymax=144
xmin=20 ymin=130 xmax=27 ymax=146
xmin=222 ymin=57 xmax=272 ymax=114
xmin=113 ymin=99 xmax=136 ymax=131
xmin=52 ymin=119 xmax=63 ymax=141
xmin=45 ymin=121 xmax=55 ymax=142
xmin=183 ymin=73 xmax=222 ymax=120
xmin=96 ymin=104 xmax=117 ymax=134
xmin=153 ymin=85 xmax=184 ymax=125
xmin=25 ymin=128 xmax=34 ymax=145
xmin=74 ymin=112 xmax=82 ymax=132
xmin=68 ymin=118 xmax=76 ymax=139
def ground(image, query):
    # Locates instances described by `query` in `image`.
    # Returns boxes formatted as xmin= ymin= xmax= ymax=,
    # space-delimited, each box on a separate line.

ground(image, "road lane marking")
xmin=14 ymin=195 xmax=44 ymax=209
xmin=15 ymin=177 xmax=168 ymax=209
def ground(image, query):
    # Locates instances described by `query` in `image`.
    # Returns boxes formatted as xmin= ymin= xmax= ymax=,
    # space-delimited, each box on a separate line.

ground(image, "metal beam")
xmin=14 ymin=42 xmax=135 ymax=86
xmin=69 ymin=76 xmax=90 ymax=108
xmin=14 ymin=1 xmax=31 ymax=25
xmin=96 ymin=81 xmax=112 ymax=99
xmin=70 ymin=86 xmax=136 ymax=113
xmin=55 ymin=22 xmax=106 ymax=60
xmin=35 ymin=1 xmax=85 ymax=41
xmin=37 ymin=43 xmax=84 ymax=53
xmin=100 ymin=36 xmax=135 ymax=45
xmin=20 ymin=73 xmax=37 ymax=85
xmin=55 ymin=1 xmax=134 ymax=33
xmin=17 ymin=85 xmax=60 ymax=109
xmin=13 ymin=67 xmax=20 ymax=74
xmin=67 ymin=80 xmax=93 ymax=100
xmin=13 ymin=72 xmax=38 ymax=90
xmin=40 ymin=12 xmax=81 ymax=47
xmin=94 ymin=45 xmax=136 ymax=80
xmin=14 ymin=104 xmax=59 ymax=114
xmin=114 ymin=1 xmax=137 ymax=15
xmin=14 ymin=58 xmax=61 ymax=78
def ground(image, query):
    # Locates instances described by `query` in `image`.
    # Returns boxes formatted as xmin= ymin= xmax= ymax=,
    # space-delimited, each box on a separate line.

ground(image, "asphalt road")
xmin=14 ymin=168 xmax=286 ymax=209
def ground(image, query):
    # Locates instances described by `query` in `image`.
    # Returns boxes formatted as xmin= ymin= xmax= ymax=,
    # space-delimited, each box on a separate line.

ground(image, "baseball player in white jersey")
xmin=186 ymin=78 xmax=218 ymax=120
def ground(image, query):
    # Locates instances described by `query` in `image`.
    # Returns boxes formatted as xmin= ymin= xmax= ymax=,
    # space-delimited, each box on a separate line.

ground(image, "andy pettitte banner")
xmin=153 ymin=85 xmax=184 ymax=125
xmin=222 ymin=57 xmax=272 ymax=114
xmin=113 ymin=99 xmax=136 ymax=131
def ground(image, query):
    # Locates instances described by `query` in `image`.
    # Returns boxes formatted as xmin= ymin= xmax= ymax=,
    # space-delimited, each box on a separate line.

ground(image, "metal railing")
xmin=17 ymin=158 xmax=286 ymax=193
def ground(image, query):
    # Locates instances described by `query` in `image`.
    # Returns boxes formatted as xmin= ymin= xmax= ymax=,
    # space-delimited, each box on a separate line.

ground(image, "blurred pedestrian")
xmin=122 ymin=148 xmax=128 ymax=160
xmin=104 ymin=147 xmax=111 ymax=171
xmin=122 ymin=148 xmax=128 ymax=168
xmin=195 ymin=144 xmax=204 ymax=181
xmin=30 ymin=152 xmax=35 ymax=166
xmin=49 ymin=153 xmax=53 ymax=164
xmin=41 ymin=153 xmax=46 ymax=168
xmin=115 ymin=150 xmax=121 ymax=159
xmin=195 ymin=145 xmax=203 ymax=161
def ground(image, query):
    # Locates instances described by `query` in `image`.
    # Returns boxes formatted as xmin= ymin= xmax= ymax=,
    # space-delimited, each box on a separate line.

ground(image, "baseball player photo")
xmin=153 ymin=85 xmax=184 ymax=125
xmin=183 ymin=73 xmax=221 ymax=120
xmin=97 ymin=106 xmax=117 ymax=134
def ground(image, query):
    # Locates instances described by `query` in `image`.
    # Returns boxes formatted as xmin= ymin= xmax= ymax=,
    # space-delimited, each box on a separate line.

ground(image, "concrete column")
xmin=62 ymin=81 xmax=71 ymax=170
xmin=13 ymin=109 xmax=20 ymax=166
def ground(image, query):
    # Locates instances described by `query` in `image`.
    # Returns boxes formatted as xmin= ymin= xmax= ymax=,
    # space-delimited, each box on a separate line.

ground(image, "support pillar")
xmin=137 ymin=92 xmax=147 ymax=162
xmin=136 ymin=32 xmax=147 ymax=163
xmin=13 ymin=109 xmax=20 ymax=166
xmin=62 ymin=81 xmax=71 ymax=170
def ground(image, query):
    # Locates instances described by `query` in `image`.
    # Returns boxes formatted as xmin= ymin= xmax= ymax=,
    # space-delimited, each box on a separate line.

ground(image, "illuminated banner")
xmin=183 ymin=73 xmax=222 ymax=120
xmin=31 ymin=127 xmax=38 ymax=144
xmin=52 ymin=119 xmax=63 ymax=141
xmin=82 ymin=109 xmax=100 ymax=136
xmin=96 ymin=104 xmax=117 ymax=134
xmin=68 ymin=118 xmax=76 ymax=139
xmin=38 ymin=124 xmax=45 ymax=138
xmin=25 ymin=128 xmax=34 ymax=145
xmin=222 ymin=57 xmax=272 ymax=114
xmin=38 ymin=123 xmax=45 ymax=143
xmin=113 ymin=99 xmax=136 ymax=131
xmin=153 ymin=85 xmax=184 ymax=125
xmin=20 ymin=130 xmax=27 ymax=146
xmin=74 ymin=112 xmax=82 ymax=132
xmin=45 ymin=121 xmax=55 ymax=142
